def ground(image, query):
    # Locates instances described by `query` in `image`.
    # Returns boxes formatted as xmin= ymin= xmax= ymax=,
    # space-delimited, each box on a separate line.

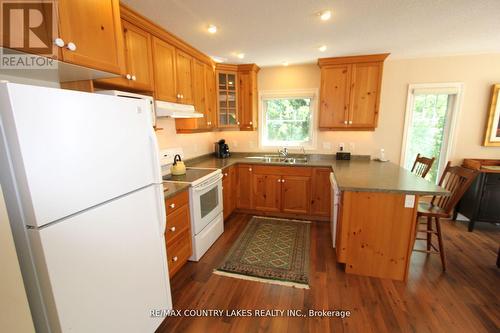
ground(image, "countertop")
xmin=163 ymin=182 xmax=190 ymax=199
xmin=186 ymin=153 xmax=449 ymax=196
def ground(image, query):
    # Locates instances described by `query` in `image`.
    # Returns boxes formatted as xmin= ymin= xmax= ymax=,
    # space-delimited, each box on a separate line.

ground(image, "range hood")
xmin=155 ymin=100 xmax=204 ymax=118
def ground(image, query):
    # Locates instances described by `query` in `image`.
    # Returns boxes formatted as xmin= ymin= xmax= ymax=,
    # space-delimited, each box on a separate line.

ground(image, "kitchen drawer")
xmin=165 ymin=190 xmax=189 ymax=215
xmin=485 ymin=173 xmax=500 ymax=185
xmin=166 ymin=229 xmax=192 ymax=277
xmin=165 ymin=203 xmax=190 ymax=245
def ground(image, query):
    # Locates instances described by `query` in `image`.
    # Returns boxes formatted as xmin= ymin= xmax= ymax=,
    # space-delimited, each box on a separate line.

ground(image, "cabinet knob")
xmin=169 ymin=203 xmax=175 ymax=209
xmin=54 ymin=38 xmax=65 ymax=48
xmin=277 ymin=179 xmax=281 ymax=183
xmin=170 ymin=226 xmax=176 ymax=232
xmin=348 ymin=120 xmax=353 ymax=125
xmin=344 ymin=120 xmax=348 ymax=125
xmin=249 ymin=121 xmax=253 ymax=125
xmin=126 ymin=74 xmax=132 ymax=80
xmin=282 ymin=179 xmax=285 ymax=183
xmin=66 ymin=42 xmax=76 ymax=51
xmin=180 ymin=94 xmax=184 ymax=99
xmin=176 ymin=93 xmax=180 ymax=99
xmin=224 ymin=173 xmax=228 ymax=176
xmin=172 ymin=256 xmax=178 ymax=262
xmin=249 ymin=168 xmax=252 ymax=172
xmin=237 ymin=121 xmax=240 ymax=125
xmin=131 ymin=75 xmax=137 ymax=81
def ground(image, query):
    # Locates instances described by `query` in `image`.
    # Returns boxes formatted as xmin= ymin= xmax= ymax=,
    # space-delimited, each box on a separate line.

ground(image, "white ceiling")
xmin=122 ymin=0 xmax=500 ymax=67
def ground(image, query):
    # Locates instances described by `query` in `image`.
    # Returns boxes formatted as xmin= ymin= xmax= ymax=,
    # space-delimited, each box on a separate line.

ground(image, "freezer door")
xmin=0 ymin=83 xmax=161 ymax=227
xmin=27 ymin=185 xmax=171 ymax=333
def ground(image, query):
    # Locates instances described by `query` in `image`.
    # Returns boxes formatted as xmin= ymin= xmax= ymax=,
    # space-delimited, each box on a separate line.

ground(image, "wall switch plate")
xmin=322 ymin=142 xmax=332 ymax=150
xmin=404 ymin=195 xmax=415 ymax=208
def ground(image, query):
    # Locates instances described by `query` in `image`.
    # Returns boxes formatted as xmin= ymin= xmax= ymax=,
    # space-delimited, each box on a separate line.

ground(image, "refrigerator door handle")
xmin=154 ymin=184 xmax=167 ymax=235
xmin=147 ymin=124 xmax=162 ymax=184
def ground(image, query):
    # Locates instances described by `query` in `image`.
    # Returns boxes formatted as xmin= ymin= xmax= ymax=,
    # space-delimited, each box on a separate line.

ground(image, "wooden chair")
xmin=414 ymin=162 xmax=478 ymax=270
xmin=411 ymin=153 xmax=435 ymax=179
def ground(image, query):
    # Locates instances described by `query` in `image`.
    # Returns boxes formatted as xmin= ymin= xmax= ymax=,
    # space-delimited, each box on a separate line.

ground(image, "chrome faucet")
xmin=278 ymin=147 xmax=289 ymax=158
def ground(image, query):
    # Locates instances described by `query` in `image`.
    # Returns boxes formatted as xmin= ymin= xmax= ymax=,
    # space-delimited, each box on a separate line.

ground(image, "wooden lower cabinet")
xmin=236 ymin=165 xmax=253 ymax=209
xmin=310 ymin=168 xmax=332 ymax=217
xmin=222 ymin=166 xmax=236 ymax=220
xmin=253 ymin=173 xmax=281 ymax=212
xmin=281 ymin=175 xmax=311 ymax=214
xmin=164 ymin=190 xmax=192 ymax=277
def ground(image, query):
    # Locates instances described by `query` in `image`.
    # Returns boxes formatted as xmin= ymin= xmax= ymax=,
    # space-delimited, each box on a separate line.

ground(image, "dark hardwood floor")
xmin=157 ymin=214 xmax=500 ymax=333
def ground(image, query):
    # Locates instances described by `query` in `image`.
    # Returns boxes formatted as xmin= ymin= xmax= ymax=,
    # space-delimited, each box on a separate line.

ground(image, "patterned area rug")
xmin=214 ymin=216 xmax=310 ymax=289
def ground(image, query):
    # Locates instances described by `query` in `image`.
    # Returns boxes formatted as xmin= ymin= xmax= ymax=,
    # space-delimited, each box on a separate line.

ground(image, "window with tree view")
xmin=261 ymin=95 xmax=314 ymax=147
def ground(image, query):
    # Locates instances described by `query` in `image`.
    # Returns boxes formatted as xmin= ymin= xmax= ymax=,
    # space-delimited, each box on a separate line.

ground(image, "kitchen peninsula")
xmin=186 ymin=153 xmax=449 ymax=281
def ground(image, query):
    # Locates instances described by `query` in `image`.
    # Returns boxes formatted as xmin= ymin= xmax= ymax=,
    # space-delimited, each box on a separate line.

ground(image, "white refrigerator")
xmin=0 ymin=83 xmax=172 ymax=333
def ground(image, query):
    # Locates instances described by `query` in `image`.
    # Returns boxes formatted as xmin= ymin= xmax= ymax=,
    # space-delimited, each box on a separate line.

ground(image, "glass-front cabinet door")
xmin=217 ymin=71 xmax=239 ymax=127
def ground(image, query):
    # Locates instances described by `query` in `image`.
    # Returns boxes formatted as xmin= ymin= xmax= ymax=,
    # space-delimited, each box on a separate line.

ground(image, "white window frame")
xmin=400 ymin=82 xmax=464 ymax=180
xmin=258 ymin=89 xmax=318 ymax=150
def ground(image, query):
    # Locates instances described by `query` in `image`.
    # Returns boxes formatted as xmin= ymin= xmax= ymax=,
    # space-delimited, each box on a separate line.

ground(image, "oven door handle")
xmin=193 ymin=174 xmax=223 ymax=192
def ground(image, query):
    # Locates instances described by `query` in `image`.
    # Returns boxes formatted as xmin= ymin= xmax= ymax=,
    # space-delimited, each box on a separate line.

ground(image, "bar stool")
xmin=411 ymin=153 xmax=435 ymax=179
xmin=414 ymin=162 xmax=478 ymax=270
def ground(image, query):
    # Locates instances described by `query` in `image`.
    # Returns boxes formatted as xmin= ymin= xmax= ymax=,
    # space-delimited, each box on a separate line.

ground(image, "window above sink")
xmin=258 ymin=89 xmax=318 ymax=149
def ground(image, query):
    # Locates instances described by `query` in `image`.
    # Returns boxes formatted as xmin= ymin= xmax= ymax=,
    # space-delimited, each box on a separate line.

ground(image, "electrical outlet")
xmin=339 ymin=142 xmax=345 ymax=151
xmin=232 ymin=141 xmax=238 ymax=148
xmin=322 ymin=142 xmax=332 ymax=150
xmin=249 ymin=141 xmax=256 ymax=149
xmin=404 ymin=195 xmax=415 ymax=208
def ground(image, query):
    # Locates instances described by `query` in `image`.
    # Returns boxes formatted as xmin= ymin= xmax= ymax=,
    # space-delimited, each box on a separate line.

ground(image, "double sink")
xmin=244 ymin=154 xmax=308 ymax=164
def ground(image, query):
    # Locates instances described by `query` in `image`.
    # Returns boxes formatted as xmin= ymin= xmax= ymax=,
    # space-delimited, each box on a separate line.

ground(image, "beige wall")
xmin=155 ymin=118 xmax=216 ymax=158
xmin=217 ymin=54 xmax=500 ymax=164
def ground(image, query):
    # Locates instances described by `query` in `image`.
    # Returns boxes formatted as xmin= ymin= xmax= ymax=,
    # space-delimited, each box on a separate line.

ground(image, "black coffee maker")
xmin=215 ymin=139 xmax=230 ymax=158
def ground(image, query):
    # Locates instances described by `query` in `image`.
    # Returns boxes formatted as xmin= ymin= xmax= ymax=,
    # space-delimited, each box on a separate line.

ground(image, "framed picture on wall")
xmin=484 ymin=84 xmax=500 ymax=146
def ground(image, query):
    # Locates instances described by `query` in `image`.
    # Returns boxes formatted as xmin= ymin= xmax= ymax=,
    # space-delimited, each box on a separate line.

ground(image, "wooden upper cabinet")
xmin=96 ymin=20 xmax=154 ymax=91
xmin=58 ymin=0 xmax=125 ymax=74
xmin=192 ymin=59 xmax=207 ymax=128
xmin=318 ymin=53 xmax=389 ymax=130
xmin=152 ymin=36 xmax=177 ymax=102
xmin=122 ymin=20 xmax=154 ymax=91
xmin=349 ymin=62 xmax=382 ymax=128
xmin=205 ymin=64 xmax=218 ymax=129
xmin=175 ymin=50 xmax=194 ymax=105
xmin=319 ymin=65 xmax=351 ymax=129
xmin=238 ymin=64 xmax=259 ymax=131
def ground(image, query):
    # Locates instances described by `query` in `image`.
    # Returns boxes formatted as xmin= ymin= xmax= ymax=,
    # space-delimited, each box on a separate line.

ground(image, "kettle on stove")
xmin=170 ymin=154 xmax=186 ymax=175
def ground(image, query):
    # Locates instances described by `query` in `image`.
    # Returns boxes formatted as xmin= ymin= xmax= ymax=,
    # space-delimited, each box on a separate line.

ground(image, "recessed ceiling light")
xmin=319 ymin=10 xmax=332 ymax=21
xmin=236 ymin=53 xmax=245 ymax=59
xmin=282 ymin=61 xmax=289 ymax=66
xmin=207 ymin=24 xmax=217 ymax=34
xmin=318 ymin=45 xmax=327 ymax=52
xmin=210 ymin=55 xmax=226 ymax=63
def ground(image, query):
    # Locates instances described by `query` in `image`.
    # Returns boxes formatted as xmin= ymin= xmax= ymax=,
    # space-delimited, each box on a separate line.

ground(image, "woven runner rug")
xmin=214 ymin=216 xmax=310 ymax=289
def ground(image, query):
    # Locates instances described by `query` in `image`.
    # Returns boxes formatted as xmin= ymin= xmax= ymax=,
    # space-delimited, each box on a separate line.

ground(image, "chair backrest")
xmin=411 ymin=153 xmax=435 ymax=178
xmin=431 ymin=162 xmax=478 ymax=214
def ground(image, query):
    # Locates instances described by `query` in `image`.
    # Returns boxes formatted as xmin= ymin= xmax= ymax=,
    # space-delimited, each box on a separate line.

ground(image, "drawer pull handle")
xmin=169 ymin=203 xmax=175 ymax=209
xmin=170 ymin=227 xmax=176 ymax=232
xmin=172 ymin=256 xmax=178 ymax=262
